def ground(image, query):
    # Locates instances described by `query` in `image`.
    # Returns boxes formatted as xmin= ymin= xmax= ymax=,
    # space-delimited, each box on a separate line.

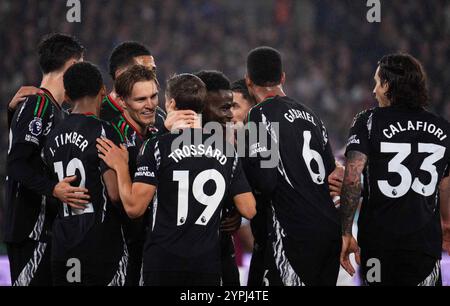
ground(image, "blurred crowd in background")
xmin=1 ymin=0 xmax=449 ymax=248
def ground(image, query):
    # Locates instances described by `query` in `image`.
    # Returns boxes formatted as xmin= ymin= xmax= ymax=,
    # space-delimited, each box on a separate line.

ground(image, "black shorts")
xmin=6 ymin=239 xmax=52 ymax=286
xmin=360 ymin=248 xmax=441 ymax=286
xmin=247 ymin=240 xmax=266 ymax=286
xmin=51 ymin=259 xmax=125 ymax=286
xmin=220 ymin=234 xmax=240 ymax=286
xmin=143 ymin=271 xmax=220 ymax=286
xmin=264 ymin=233 xmax=340 ymax=286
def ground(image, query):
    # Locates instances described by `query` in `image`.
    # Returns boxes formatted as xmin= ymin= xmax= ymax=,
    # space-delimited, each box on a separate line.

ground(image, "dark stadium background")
xmin=0 ymin=0 xmax=449 ymax=285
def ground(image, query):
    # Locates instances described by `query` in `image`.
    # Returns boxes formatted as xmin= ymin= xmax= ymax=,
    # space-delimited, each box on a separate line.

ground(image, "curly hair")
xmin=378 ymin=53 xmax=428 ymax=109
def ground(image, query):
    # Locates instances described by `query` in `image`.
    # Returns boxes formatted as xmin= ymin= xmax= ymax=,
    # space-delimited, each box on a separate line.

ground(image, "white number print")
xmin=302 ymin=130 xmax=326 ymax=184
xmin=54 ymin=158 xmax=94 ymax=217
xmin=378 ymin=142 xmax=446 ymax=198
xmin=173 ymin=169 xmax=226 ymax=226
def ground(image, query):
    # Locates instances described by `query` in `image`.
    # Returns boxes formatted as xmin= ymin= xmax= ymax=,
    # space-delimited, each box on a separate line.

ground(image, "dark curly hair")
xmin=378 ymin=53 xmax=428 ymax=109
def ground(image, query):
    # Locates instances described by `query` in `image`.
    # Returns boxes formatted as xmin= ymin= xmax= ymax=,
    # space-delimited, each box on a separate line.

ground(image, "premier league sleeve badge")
xmin=29 ymin=117 xmax=43 ymax=136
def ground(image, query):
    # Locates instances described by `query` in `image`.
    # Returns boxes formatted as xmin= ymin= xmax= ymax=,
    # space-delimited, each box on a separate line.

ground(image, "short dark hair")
xmin=166 ymin=74 xmax=206 ymax=113
xmin=195 ymin=70 xmax=231 ymax=92
xmin=231 ymin=79 xmax=254 ymax=105
xmin=247 ymin=46 xmax=283 ymax=86
xmin=115 ymin=65 xmax=158 ymax=100
xmin=38 ymin=33 xmax=84 ymax=74
xmin=109 ymin=41 xmax=151 ymax=80
xmin=378 ymin=53 xmax=428 ymax=109
xmin=63 ymin=62 xmax=103 ymax=101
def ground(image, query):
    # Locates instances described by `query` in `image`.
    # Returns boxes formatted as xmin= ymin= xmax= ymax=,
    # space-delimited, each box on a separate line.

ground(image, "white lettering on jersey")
xmin=382 ymin=120 xmax=447 ymax=141
xmin=284 ymin=109 xmax=317 ymax=126
xmin=168 ymin=144 xmax=227 ymax=165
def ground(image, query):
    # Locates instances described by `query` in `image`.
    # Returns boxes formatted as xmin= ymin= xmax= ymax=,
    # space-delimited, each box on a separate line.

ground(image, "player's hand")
xmin=329 ymin=164 xmax=345 ymax=198
xmin=340 ymin=235 xmax=361 ymax=276
xmin=96 ymin=137 xmax=129 ymax=170
xmin=442 ymin=223 xmax=450 ymax=256
xmin=164 ymin=110 xmax=198 ymax=131
xmin=53 ymin=176 xmax=90 ymax=210
xmin=220 ymin=209 xmax=242 ymax=233
xmin=9 ymin=86 xmax=43 ymax=111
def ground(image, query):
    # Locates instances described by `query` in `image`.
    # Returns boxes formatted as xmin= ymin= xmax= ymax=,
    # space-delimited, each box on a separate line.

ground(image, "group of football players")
xmin=4 ymin=33 xmax=450 ymax=286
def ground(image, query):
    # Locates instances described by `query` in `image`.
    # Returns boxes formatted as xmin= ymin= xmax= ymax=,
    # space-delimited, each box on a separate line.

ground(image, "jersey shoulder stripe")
xmin=33 ymin=94 xmax=50 ymax=118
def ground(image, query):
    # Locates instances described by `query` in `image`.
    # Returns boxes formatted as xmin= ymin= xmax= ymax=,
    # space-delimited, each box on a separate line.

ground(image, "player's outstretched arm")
xmin=233 ymin=192 xmax=256 ymax=220
xmin=97 ymin=137 xmax=155 ymax=218
xmin=339 ymin=150 xmax=366 ymax=276
xmin=440 ymin=175 xmax=450 ymax=255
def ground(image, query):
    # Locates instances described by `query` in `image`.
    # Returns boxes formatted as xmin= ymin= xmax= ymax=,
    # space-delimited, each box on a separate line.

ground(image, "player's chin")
xmin=140 ymin=114 xmax=155 ymax=125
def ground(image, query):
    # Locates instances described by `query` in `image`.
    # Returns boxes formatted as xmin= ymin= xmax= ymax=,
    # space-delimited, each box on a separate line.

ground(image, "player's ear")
xmin=245 ymin=74 xmax=253 ymax=89
xmin=165 ymin=96 xmax=176 ymax=112
xmin=100 ymin=85 xmax=107 ymax=97
xmin=280 ymin=72 xmax=286 ymax=85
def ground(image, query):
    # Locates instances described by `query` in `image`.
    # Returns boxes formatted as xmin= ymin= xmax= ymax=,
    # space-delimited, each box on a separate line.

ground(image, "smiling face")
xmin=203 ymin=89 xmax=234 ymax=127
xmin=122 ymin=80 xmax=159 ymax=131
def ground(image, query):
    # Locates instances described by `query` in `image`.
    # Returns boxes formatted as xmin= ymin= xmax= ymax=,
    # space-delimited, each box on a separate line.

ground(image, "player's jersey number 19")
xmin=173 ymin=169 xmax=226 ymax=226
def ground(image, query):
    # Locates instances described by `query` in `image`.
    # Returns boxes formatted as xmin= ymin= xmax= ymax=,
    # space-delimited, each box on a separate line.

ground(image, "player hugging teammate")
xmin=4 ymin=33 xmax=449 ymax=286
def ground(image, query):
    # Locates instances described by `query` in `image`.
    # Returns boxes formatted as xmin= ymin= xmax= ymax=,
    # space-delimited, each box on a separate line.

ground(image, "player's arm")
xmin=8 ymin=97 xmax=90 ymax=208
xmin=339 ymin=150 xmax=366 ymax=276
xmin=102 ymin=169 xmax=120 ymax=204
xmin=164 ymin=109 xmax=198 ymax=131
xmin=230 ymin=154 xmax=257 ymax=220
xmin=339 ymin=110 xmax=372 ymax=276
xmin=233 ymin=192 xmax=256 ymax=220
xmin=7 ymin=86 xmax=43 ymax=127
xmin=329 ymin=160 xmax=344 ymax=200
xmin=321 ymin=121 xmax=345 ymax=203
xmin=97 ymin=137 xmax=156 ymax=218
xmin=243 ymin=108 xmax=278 ymax=195
xmin=440 ymin=175 xmax=450 ymax=255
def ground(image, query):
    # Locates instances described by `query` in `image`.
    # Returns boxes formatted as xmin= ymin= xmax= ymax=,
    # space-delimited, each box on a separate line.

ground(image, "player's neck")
xmin=40 ymin=72 xmax=65 ymax=105
xmin=123 ymin=111 xmax=147 ymax=136
xmin=108 ymin=89 xmax=118 ymax=100
xmin=253 ymin=85 xmax=286 ymax=104
xmin=71 ymin=99 xmax=100 ymax=117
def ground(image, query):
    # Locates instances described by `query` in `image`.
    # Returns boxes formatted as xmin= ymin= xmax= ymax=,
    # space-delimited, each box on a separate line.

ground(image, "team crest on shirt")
xmin=28 ymin=117 xmax=43 ymax=136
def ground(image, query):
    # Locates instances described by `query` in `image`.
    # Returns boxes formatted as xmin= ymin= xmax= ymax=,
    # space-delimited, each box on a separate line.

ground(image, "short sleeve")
xmin=345 ymin=109 xmax=373 ymax=157
xmin=319 ymin=119 xmax=336 ymax=173
xmin=100 ymin=122 xmax=125 ymax=174
xmin=10 ymin=95 xmax=51 ymax=148
xmin=133 ymin=138 xmax=159 ymax=186
xmin=229 ymin=154 xmax=252 ymax=197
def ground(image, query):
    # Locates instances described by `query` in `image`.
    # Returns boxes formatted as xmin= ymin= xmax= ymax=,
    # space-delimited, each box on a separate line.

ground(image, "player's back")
xmin=44 ymin=113 xmax=123 ymax=262
xmin=349 ymin=106 xmax=450 ymax=255
xmin=136 ymin=129 xmax=247 ymax=273
xmin=249 ymin=96 xmax=340 ymax=241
